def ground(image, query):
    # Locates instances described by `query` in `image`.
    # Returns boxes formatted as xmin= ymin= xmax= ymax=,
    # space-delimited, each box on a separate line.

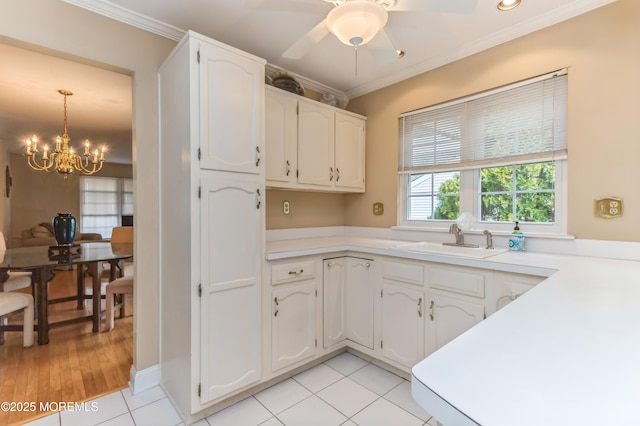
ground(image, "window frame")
xmin=398 ymin=160 xmax=566 ymax=234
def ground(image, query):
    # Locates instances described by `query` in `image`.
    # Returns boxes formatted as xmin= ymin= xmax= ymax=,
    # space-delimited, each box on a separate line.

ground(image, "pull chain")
xmin=354 ymin=47 xmax=358 ymax=77
xmin=350 ymin=36 xmax=363 ymax=78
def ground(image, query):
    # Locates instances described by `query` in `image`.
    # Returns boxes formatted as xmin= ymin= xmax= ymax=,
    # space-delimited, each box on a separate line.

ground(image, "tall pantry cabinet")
xmin=159 ymin=31 xmax=265 ymax=421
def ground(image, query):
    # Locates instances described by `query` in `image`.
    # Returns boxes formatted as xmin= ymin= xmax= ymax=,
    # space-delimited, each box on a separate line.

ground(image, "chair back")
xmin=111 ymin=227 xmax=133 ymax=244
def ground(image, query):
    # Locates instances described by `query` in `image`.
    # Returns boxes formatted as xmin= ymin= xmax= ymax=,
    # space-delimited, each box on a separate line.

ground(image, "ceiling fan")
xmin=282 ymin=0 xmax=478 ymax=65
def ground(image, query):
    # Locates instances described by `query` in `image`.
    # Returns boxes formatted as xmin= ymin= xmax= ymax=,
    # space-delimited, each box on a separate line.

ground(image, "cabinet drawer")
xmin=271 ymin=260 xmax=316 ymax=285
xmin=381 ymin=260 xmax=424 ymax=286
xmin=429 ymin=267 xmax=485 ymax=298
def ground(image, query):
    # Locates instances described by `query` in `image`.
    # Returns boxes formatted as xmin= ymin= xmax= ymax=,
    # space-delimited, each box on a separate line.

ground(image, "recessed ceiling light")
xmin=497 ymin=0 xmax=521 ymax=11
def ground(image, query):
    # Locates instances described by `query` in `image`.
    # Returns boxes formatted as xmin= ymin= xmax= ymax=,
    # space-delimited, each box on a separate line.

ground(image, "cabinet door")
xmin=265 ymin=87 xmax=297 ymax=185
xmin=335 ymin=112 xmax=365 ymax=191
xmin=346 ymin=258 xmax=374 ymax=349
xmin=380 ymin=280 xmax=425 ymax=369
xmin=297 ymin=99 xmax=334 ymax=187
xmin=199 ymin=43 xmax=264 ymax=174
xmin=324 ymin=258 xmax=347 ymax=348
xmin=199 ymin=174 xmax=262 ymax=403
xmin=488 ymin=272 xmax=542 ymax=316
xmin=272 ymin=281 xmax=317 ymax=372
xmin=427 ymin=293 xmax=484 ymax=356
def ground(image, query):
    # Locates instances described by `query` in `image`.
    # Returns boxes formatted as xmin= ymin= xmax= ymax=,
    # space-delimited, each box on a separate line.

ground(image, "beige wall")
xmin=8 ymin=153 xmax=132 ymax=246
xmin=266 ymin=189 xmax=345 ymax=229
xmin=345 ymin=0 xmax=640 ymax=241
xmin=0 ymin=0 xmax=176 ymax=370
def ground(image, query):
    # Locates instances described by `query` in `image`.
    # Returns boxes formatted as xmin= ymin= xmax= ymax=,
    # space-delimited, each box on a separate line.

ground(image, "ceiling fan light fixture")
xmin=326 ymin=0 xmax=388 ymax=47
xmin=497 ymin=0 xmax=521 ymax=11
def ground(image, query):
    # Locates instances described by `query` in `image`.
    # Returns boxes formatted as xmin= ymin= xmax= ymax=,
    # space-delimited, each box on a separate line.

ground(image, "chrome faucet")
xmin=483 ymin=230 xmax=494 ymax=249
xmin=443 ymin=223 xmax=479 ymax=248
xmin=449 ymin=223 xmax=464 ymax=245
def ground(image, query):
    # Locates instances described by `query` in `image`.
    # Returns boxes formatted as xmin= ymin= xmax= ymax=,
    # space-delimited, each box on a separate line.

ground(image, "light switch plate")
xmin=373 ymin=202 xmax=384 ymax=216
xmin=594 ymin=197 xmax=623 ymax=218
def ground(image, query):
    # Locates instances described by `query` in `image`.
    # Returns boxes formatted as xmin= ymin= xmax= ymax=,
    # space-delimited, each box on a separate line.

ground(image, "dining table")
xmin=0 ymin=242 xmax=133 ymax=345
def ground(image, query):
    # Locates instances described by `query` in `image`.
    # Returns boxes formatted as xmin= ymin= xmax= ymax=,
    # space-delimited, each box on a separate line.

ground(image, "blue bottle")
xmin=508 ymin=222 xmax=525 ymax=252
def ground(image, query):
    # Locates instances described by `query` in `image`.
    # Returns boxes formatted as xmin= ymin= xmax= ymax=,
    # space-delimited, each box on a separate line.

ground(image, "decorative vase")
xmin=52 ymin=213 xmax=76 ymax=246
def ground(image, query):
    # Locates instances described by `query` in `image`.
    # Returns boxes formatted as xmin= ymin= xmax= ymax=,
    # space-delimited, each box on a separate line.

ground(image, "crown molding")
xmin=62 ymin=0 xmax=185 ymax=41
xmin=62 ymin=0 xmax=349 ymax=105
xmin=345 ymin=0 xmax=617 ymax=99
xmin=64 ymin=0 xmax=616 ymax=102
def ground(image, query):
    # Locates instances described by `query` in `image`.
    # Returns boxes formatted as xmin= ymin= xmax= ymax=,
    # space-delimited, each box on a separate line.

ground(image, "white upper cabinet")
xmin=335 ymin=112 xmax=366 ymax=191
xmin=265 ymin=87 xmax=366 ymax=193
xmin=265 ymin=87 xmax=297 ymax=184
xmin=297 ymin=98 xmax=335 ymax=187
xmin=199 ymin=43 xmax=264 ymax=174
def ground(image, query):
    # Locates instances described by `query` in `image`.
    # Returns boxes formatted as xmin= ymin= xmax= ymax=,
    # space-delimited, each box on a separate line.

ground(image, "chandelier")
xmin=25 ymin=89 xmax=105 ymax=177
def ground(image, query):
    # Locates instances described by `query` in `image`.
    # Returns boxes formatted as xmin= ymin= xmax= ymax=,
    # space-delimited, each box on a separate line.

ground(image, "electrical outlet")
xmin=594 ymin=197 xmax=623 ymax=218
xmin=283 ymin=200 xmax=290 ymax=215
xmin=373 ymin=202 xmax=384 ymax=216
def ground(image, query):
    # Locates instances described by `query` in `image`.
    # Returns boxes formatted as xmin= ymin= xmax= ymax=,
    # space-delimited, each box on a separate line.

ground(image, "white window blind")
xmin=80 ymin=176 xmax=133 ymax=239
xmin=399 ymin=70 xmax=567 ymax=173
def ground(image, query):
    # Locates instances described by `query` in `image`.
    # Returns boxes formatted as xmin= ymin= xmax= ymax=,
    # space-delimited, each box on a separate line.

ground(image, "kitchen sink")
xmin=394 ymin=242 xmax=506 ymax=259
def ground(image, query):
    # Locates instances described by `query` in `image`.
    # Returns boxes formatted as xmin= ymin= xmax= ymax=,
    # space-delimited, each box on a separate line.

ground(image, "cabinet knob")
xmin=274 ymin=297 xmax=279 ymax=317
xmin=256 ymin=188 xmax=262 ymax=209
xmin=329 ymin=167 xmax=334 ymax=182
xmin=336 ymin=168 xmax=340 ymax=182
xmin=286 ymin=160 xmax=290 ymax=176
xmin=418 ymin=297 xmax=423 ymax=318
xmin=255 ymin=146 xmax=261 ymax=167
xmin=288 ymin=269 xmax=304 ymax=275
xmin=429 ymin=300 xmax=435 ymax=321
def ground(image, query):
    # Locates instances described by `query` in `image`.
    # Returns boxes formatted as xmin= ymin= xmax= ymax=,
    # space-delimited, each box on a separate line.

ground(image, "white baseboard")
xmin=129 ymin=364 xmax=160 ymax=394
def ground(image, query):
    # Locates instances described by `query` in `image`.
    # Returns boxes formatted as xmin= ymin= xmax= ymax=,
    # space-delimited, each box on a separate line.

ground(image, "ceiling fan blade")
xmin=282 ymin=19 xmax=330 ymax=59
xmin=367 ymin=29 xmax=399 ymax=66
xmin=389 ymin=0 xmax=478 ymax=14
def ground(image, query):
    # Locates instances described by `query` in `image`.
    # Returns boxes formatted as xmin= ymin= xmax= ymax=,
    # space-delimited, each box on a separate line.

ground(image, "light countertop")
xmin=265 ymin=236 xmax=640 ymax=425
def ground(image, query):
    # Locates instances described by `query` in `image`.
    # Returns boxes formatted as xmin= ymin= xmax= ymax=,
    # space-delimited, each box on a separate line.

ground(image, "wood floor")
xmin=0 ymin=268 xmax=133 ymax=426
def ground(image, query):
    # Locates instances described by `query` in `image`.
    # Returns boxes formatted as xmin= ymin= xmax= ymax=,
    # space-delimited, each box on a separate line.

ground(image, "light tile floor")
xmin=24 ymin=352 xmax=437 ymax=426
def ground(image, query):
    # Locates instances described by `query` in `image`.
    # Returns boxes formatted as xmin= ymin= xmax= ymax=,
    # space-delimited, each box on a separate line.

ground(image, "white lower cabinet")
xmin=345 ymin=258 xmax=374 ymax=349
xmin=426 ymin=292 xmax=484 ymax=356
xmin=377 ymin=259 xmax=425 ymax=369
xmin=425 ymin=265 xmax=487 ymax=357
xmin=267 ymin=253 xmax=544 ymax=383
xmin=323 ymin=257 xmax=374 ymax=349
xmin=323 ymin=258 xmax=347 ymax=348
xmin=488 ymin=271 xmax=544 ymax=316
xmin=271 ymin=260 xmax=318 ymax=372
xmin=380 ymin=281 xmax=425 ymax=369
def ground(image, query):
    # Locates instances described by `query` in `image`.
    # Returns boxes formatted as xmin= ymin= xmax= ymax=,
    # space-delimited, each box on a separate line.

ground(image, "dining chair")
xmin=105 ymin=276 xmax=133 ymax=331
xmin=0 ymin=292 xmax=34 ymax=347
xmin=0 ymin=232 xmax=34 ymax=294
xmin=102 ymin=226 xmax=134 ymax=279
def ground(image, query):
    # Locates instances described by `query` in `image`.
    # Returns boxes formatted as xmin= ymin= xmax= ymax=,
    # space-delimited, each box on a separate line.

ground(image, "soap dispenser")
xmin=509 ymin=221 xmax=525 ymax=252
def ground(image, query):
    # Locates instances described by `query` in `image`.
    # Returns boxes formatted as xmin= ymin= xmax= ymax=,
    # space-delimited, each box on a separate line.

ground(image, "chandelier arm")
xmin=27 ymin=154 xmax=55 ymax=172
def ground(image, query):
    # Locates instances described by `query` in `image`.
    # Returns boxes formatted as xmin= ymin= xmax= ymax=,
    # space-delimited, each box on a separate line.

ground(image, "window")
xmin=408 ymin=171 xmax=460 ymax=220
xmin=80 ymin=176 xmax=133 ymax=239
xmin=399 ymin=70 xmax=567 ymax=233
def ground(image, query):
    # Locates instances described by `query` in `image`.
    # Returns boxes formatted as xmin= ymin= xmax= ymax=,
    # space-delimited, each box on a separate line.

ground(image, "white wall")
xmin=0 ymin=0 xmax=176 ymax=371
